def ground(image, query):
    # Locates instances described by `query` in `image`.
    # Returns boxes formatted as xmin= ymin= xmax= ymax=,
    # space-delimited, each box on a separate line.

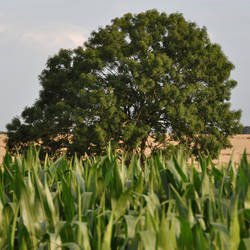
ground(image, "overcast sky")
xmin=0 ymin=0 xmax=249 ymax=131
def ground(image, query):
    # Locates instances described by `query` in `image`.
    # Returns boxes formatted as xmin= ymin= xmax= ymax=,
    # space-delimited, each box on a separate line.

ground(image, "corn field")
xmin=0 ymin=147 xmax=250 ymax=249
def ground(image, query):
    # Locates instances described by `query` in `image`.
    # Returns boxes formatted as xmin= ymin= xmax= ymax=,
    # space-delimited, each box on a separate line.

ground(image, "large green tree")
xmin=6 ymin=10 xmax=241 ymax=158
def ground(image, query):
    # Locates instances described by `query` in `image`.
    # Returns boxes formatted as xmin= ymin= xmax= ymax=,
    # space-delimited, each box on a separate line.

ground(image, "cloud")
xmin=20 ymin=28 xmax=86 ymax=50
xmin=0 ymin=16 xmax=87 ymax=50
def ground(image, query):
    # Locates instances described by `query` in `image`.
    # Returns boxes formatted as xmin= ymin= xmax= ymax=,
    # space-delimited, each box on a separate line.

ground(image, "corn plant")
xmin=0 ymin=146 xmax=249 ymax=249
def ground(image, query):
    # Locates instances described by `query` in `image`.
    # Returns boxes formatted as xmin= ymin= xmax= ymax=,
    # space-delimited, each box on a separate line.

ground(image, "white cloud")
xmin=20 ymin=28 xmax=86 ymax=50
xmin=0 ymin=19 xmax=87 ymax=50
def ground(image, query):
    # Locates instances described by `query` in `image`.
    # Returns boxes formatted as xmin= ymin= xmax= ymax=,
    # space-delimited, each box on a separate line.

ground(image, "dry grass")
xmin=217 ymin=135 xmax=250 ymax=164
xmin=0 ymin=134 xmax=7 ymax=164
xmin=0 ymin=134 xmax=250 ymax=165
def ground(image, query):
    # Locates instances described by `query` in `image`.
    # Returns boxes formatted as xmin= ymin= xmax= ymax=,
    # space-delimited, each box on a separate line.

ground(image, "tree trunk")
xmin=140 ymin=137 xmax=147 ymax=167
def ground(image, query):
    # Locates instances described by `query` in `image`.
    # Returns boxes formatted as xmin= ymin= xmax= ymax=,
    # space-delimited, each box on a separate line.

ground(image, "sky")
xmin=0 ymin=0 xmax=249 ymax=131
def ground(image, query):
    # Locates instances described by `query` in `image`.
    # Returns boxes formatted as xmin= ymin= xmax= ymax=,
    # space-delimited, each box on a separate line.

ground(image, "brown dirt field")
xmin=0 ymin=134 xmax=250 ymax=165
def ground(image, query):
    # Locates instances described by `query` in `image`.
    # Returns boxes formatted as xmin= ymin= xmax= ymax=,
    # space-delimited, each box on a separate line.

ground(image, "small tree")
xmin=6 ymin=10 xmax=242 ymax=158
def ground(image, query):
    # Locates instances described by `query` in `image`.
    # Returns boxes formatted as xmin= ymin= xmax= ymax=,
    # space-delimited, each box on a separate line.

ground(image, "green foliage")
xmin=0 ymin=147 xmax=250 ymax=248
xmin=6 ymin=10 xmax=241 ymax=157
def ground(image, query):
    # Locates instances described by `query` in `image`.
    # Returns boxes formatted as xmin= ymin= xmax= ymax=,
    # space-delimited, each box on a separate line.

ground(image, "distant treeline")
xmin=242 ymin=126 xmax=250 ymax=134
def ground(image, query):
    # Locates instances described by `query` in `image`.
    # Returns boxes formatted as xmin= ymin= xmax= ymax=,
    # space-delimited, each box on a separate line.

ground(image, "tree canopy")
xmin=6 ymin=10 xmax=242 ymax=158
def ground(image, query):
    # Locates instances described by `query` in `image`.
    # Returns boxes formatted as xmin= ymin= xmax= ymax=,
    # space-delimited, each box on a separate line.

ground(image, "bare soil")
xmin=0 ymin=134 xmax=249 ymax=165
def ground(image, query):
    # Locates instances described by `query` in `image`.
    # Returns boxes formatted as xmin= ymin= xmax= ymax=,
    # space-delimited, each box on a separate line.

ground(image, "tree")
xmin=6 ymin=10 xmax=242 ymax=158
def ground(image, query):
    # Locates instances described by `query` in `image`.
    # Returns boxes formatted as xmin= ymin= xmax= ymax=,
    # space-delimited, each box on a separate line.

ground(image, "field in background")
xmin=1 ymin=134 xmax=250 ymax=165
xmin=216 ymin=134 xmax=250 ymax=164
xmin=0 ymin=134 xmax=7 ymax=164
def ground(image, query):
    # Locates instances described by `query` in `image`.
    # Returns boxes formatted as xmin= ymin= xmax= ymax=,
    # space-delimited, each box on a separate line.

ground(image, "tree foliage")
xmin=6 ymin=10 xmax=242 ymax=158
